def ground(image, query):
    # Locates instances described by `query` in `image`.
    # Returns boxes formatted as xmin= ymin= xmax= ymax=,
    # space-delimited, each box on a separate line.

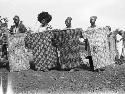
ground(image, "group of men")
xmin=0 ymin=11 xmax=125 ymax=72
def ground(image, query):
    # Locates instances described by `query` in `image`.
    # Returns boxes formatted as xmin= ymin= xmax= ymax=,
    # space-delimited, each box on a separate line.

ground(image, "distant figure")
xmin=106 ymin=26 xmax=118 ymax=62
xmin=1 ymin=34 xmax=8 ymax=59
xmin=37 ymin=11 xmax=52 ymax=32
xmin=114 ymin=29 xmax=125 ymax=60
xmin=10 ymin=15 xmax=27 ymax=34
xmin=83 ymin=16 xmax=113 ymax=72
xmin=65 ymin=17 xmax=72 ymax=29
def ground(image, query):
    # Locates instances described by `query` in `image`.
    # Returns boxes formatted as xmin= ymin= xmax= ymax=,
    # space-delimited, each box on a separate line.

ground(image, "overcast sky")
xmin=0 ymin=0 xmax=125 ymax=30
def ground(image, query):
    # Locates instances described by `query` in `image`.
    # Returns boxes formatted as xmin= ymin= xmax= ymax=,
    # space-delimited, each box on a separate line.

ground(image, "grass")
xmin=1 ymin=61 xmax=125 ymax=94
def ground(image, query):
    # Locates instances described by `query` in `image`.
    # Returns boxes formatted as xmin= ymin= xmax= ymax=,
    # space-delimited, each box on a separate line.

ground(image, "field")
xmin=1 ymin=62 xmax=125 ymax=94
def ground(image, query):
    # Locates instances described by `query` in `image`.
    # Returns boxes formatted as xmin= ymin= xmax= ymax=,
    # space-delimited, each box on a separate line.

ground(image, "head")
xmin=20 ymin=21 xmax=23 ymax=24
xmin=65 ymin=17 xmax=72 ymax=28
xmin=2 ymin=33 xmax=7 ymax=41
xmin=106 ymin=26 xmax=111 ymax=31
xmin=13 ymin=15 xmax=20 ymax=25
xmin=90 ymin=16 xmax=97 ymax=26
xmin=38 ymin=11 xmax=52 ymax=27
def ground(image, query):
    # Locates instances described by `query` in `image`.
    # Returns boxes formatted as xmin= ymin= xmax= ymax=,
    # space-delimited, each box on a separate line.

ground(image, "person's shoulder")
xmin=86 ymin=26 xmax=99 ymax=30
xmin=85 ymin=26 xmax=93 ymax=31
xmin=19 ymin=23 xmax=26 ymax=28
xmin=63 ymin=28 xmax=71 ymax=30
xmin=95 ymin=25 xmax=103 ymax=29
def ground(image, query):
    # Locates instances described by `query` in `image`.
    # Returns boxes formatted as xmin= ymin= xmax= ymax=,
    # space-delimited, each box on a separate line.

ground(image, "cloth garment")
xmin=8 ymin=34 xmax=30 ymax=72
xmin=83 ymin=26 xmax=115 ymax=69
xmin=25 ymin=30 xmax=58 ymax=71
xmin=53 ymin=28 xmax=88 ymax=69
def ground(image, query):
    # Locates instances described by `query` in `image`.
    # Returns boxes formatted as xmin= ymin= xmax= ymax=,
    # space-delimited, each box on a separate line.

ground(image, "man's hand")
xmin=79 ymin=38 xmax=84 ymax=42
xmin=116 ymin=40 xmax=120 ymax=43
xmin=117 ymin=38 xmax=124 ymax=43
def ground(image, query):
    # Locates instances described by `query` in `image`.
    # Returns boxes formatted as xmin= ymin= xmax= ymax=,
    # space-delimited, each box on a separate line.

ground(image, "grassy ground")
xmin=1 ymin=63 xmax=125 ymax=94
xmin=4 ymin=63 xmax=125 ymax=94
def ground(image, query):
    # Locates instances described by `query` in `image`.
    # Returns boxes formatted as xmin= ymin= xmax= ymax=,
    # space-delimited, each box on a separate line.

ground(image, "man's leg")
xmin=86 ymin=56 xmax=94 ymax=71
xmin=117 ymin=40 xmax=123 ymax=59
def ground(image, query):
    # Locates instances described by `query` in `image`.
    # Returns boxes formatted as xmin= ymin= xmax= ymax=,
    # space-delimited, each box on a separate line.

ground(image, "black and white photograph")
xmin=0 ymin=0 xmax=125 ymax=94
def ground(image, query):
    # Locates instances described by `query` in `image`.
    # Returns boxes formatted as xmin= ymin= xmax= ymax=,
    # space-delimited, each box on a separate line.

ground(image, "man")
xmin=114 ymin=29 xmax=125 ymax=60
xmin=84 ymin=16 xmax=97 ymax=71
xmin=10 ymin=15 xmax=27 ymax=34
xmin=106 ymin=26 xmax=119 ymax=63
xmin=83 ymin=16 xmax=113 ymax=72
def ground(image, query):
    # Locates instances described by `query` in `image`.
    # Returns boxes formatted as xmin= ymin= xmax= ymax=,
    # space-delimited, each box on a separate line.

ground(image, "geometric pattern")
xmin=25 ymin=30 xmax=58 ymax=71
xmin=8 ymin=34 xmax=30 ymax=72
xmin=83 ymin=26 xmax=115 ymax=69
xmin=53 ymin=28 xmax=88 ymax=70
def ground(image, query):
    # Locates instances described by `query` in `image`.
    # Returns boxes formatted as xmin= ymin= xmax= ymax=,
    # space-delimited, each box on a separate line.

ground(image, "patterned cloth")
xmin=53 ymin=28 xmax=88 ymax=69
xmin=25 ymin=30 xmax=58 ymax=71
xmin=0 ymin=26 xmax=9 ymax=65
xmin=83 ymin=26 xmax=115 ymax=69
xmin=108 ymin=32 xmax=118 ymax=62
xmin=8 ymin=34 xmax=30 ymax=72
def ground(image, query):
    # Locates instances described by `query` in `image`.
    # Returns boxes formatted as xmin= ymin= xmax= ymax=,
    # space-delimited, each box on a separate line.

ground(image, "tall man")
xmin=83 ymin=16 xmax=113 ymax=72
xmin=84 ymin=16 xmax=97 ymax=71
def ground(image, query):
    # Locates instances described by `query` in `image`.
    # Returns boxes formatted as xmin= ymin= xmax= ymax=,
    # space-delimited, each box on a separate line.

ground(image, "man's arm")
xmin=107 ymin=32 xmax=112 ymax=37
xmin=9 ymin=26 xmax=14 ymax=34
xmin=19 ymin=24 xmax=27 ymax=33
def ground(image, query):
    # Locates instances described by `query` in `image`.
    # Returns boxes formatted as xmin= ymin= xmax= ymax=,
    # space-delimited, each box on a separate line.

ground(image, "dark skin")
xmin=65 ymin=19 xmax=71 ymax=28
xmin=40 ymin=19 xmax=48 ymax=27
xmin=13 ymin=17 xmax=20 ymax=27
xmin=90 ymin=18 xmax=96 ymax=28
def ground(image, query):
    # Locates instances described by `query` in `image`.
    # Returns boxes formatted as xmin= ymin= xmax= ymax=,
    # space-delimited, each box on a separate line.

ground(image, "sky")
xmin=0 ymin=0 xmax=125 ymax=31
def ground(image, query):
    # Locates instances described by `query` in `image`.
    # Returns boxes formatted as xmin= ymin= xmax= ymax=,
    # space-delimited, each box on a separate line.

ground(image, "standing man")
xmin=9 ymin=15 xmax=27 ymax=34
xmin=83 ymin=16 xmax=113 ymax=72
xmin=83 ymin=16 xmax=97 ymax=71
xmin=114 ymin=29 xmax=125 ymax=60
